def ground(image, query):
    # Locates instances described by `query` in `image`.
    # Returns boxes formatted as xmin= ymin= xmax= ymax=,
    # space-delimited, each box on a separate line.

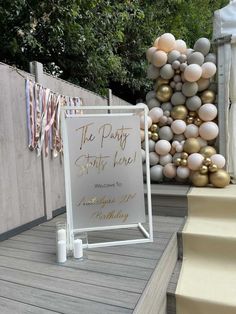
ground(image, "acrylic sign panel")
xmin=65 ymin=114 xmax=145 ymax=229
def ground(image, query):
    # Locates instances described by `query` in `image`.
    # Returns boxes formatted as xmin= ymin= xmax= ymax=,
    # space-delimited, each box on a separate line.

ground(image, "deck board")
xmin=0 ymin=214 xmax=184 ymax=313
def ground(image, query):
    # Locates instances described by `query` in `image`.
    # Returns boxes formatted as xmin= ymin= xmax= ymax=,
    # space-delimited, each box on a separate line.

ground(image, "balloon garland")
xmin=141 ymin=33 xmax=230 ymax=188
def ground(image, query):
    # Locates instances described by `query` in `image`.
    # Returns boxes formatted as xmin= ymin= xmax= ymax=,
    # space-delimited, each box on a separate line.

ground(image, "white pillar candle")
xmin=57 ymin=228 xmax=66 ymax=242
xmin=57 ymin=240 xmax=67 ymax=263
xmin=74 ymin=239 xmax=83 ymax=259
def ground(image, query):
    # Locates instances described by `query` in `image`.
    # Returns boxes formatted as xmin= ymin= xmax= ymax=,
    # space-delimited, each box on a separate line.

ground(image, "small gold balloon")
xmin=175 ymin=158 xmax=182 ymax=166
xmin=199 ymin=165 xmax=208 ymax=174
xmin=181 ymin=159 xmax=188 ymax=166
xmin=175 ymin=70 xmax=180 ymax=74
xmin=209 ymin=169 xmax=230 ymax=188
xmin=199 ymin=146 xmax=217 ymax=158
xmin=148 ymin=131 xmax=152 ymax=139
xmin=203 ymin=157 xmax=212 ymax=167
xmin=209 ymin=164 xmax=218 ymax=173
xmin=171 ymin=105 xmax=188 ymax=120
xmin=151 ymin=132 xmax=159 ymax=141
xmin=189 ymin=111 xmax=197 ymax=117
xmin=156 ymin=78 xmax=169 ymax=88
xmin=201 ymin=90 xmax=216 ymax=104
xmin=194 ymin=118 xmax=203 ymax=126
xmin=181 ymin=152 xmax=189 ymax=159
xmin=183 ymin=138 xmax=201 ymax=154
xmin=191 ymin=171 xmax=209 ymax=187
xmin=186 ymin=116 xmax=194 ymax=124
xmin=150 ymin=124 xmax=158 ymax=132
xmin=156 ymin=84 xmax=173 ymax=102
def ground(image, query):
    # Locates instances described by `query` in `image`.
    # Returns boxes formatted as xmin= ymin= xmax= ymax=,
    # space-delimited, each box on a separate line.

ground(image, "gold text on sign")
xmin=98 ymin=123 xmax=132 ymax=150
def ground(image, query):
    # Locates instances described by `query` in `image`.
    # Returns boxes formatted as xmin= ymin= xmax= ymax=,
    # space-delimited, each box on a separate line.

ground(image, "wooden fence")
xmin=0 ymin=61 xmax=131 ymax=238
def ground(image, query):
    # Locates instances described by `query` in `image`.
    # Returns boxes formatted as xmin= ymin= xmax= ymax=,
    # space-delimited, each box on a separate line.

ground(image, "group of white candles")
xmin=56 ymin=226 xmax=83 ymax=263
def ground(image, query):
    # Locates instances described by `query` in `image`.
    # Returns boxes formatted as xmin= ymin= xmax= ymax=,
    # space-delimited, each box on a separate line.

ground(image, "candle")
xmin=57 ymin=240 xmax=67 ymax=263
xmin=74 ymin=239 xmax=83 ymax=259
xmin=57 ymin=228 xmax=66 ymax=242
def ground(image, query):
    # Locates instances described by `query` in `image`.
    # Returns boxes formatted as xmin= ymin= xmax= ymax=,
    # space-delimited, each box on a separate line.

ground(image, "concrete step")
xmin=144 ymin=184 xmax=190 ymax=217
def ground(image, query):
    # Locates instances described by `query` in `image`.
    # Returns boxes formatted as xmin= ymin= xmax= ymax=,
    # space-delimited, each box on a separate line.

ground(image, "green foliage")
xmin=0 ymin=0 xmax=229 ymax=102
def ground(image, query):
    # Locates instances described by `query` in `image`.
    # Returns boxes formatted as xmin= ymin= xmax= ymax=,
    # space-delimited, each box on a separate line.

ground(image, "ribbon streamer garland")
xmin=25 ymin=79 xmax=82 ymax=157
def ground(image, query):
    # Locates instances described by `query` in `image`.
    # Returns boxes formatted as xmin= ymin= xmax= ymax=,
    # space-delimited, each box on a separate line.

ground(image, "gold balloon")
xmin=181 ymin=159 xmax=188 ymax=166
xmin=151 ymin=132 xmax=159 ymax=141
xmin=156 ymin=78 xmax=169 ymax=88
xmin=191 ymin=171 xmax=209 ymax=187
xmin=171 ymin=105 xmax=188 ymax=120
xmin=209 ymin=164 xmax=218 ymax=173
xmin=186 ymin=116 xmax=194 ymax=124
xmin=148 ymin=131 xmax=152 ymax=139
xmin=156 ymin=84 xmax=173 ymax=102
xmin=202 ymin=157 xmax=212 ymax=167
xmin=181 ymin=152 xmax=189 ymax=159
xmin=199 ymin=146 xmax=217 ymax=158
xmin=189 ymin=111 xmax=197 ymax=117
xmin=194 ymin=118 xmax=203 ymax=126
xmin=209 ymin=169 xmax=230 ymax=188
xmin=175 ymin=158 xmax=182 ymax=166
xmin=183 ymin=138 xmax=201 ymax=154
xmin=150 ymin=124 xmax=158 ymax=132
xmin=199 ymin=165 xmax=208 ymax=174
xmin=201 ymin=90 xmax=216 ymax=104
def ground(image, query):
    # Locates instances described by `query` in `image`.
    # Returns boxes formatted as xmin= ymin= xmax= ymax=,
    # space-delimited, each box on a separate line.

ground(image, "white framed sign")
xmin=61 ymin=105 xmax=152 ymax=249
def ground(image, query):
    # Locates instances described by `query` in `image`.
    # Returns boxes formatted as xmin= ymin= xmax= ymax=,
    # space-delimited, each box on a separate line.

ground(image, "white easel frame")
xmin=61 ymin=104 xmax=153 ymax=249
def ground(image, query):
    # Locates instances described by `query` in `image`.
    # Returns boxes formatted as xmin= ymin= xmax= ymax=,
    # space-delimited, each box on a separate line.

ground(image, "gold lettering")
xmin=98 ymin=124 xmax=132 ymax=150
xmin=113 ymin=151 xmax=137 ymax=167
xmin=91 ymin=210 xmax=129 ymax=223
xmin=74 ymin=154 xmax=110 ymax=176
xmin=76 ymin=123 xmax=95 ymax=150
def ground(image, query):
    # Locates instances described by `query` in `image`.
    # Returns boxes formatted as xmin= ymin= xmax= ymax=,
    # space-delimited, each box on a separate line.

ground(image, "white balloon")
xmin=198 ymin=103 xmax=217 ymax=121
xmin=199 ymin=122 xmax=219 ymax=141
xmin=171 ymin=120 xmax=186 ymax=134
xmin=149 ymin=107 xmax=163 ymax=123
xmin=155 ymin=140 xmax=171 ymax=155
xmin=177 ymin=166 xmax=190 ymax=179
xmin=159 ymin=153 xmax=172 ymax=166
xmin=150 ymin=165 xmax=163 ymax=181
xmin=140 ymin=115 xmax=152 ymax=130
xmin=149 ymin=152 xmax=159 ymax=166
xmin=210 ymin=154 xmax=226 ymax=168
xmin=187 ymin=153 xmax=204 ymax=170
xmin=163 ymin=163 xmax=177 ymax=178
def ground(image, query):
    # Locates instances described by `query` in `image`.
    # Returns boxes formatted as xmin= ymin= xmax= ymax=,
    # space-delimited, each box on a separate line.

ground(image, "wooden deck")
xmin=0 ymin=214 xmax=184 ymax=314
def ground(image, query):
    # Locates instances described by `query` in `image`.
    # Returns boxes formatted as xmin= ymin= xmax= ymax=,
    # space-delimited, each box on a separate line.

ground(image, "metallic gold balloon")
xmin=150 ymin=124 xmax=158 ymax=132
xmin=156 ymin=78 xmax=169 ymax=88
xmin=199 ymin=165 xmax=208 ymax=174
xmin=181 ymin=152 xmax=189 ymax=159
xmin=156 ymin=84 xmax=173 ymax=102
xmin=171 ymin=105 xmax=188 ymax=120
xmin=186 ymin=116 xmax=194 ymax=124
xmin=148 ymin=131 xmax=152 ymax=139
xmin=175 ymin=158 xmax=182 ymax=166
xmin=189 ymin=111 xmax=197 ymax=117
xmin=209 ymin=164 xmax=218 ymax=173
xmin=183 ymin=138 xmax=201 ymax=154
xmin=181 ymin=159 xmax=188 ymax=166
xmin=194 ymin=118 xmax=203 ymax=126
xmin=201 ymin=90 xmax=216 ymax=104
xmin=199 ymin=146 xmax=217 ymax=158
xmin=175 ymin=70 xmax=180 ymax=74
xmin=209 ymin=169 xmax=230 ymax=188
xmin=191 ymin=171 xmax=209 ymax=187
xmin=202 ymin=157 xmax=212 ymax=167
xmin=151 ymin=132 xmax=159 ymax=141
